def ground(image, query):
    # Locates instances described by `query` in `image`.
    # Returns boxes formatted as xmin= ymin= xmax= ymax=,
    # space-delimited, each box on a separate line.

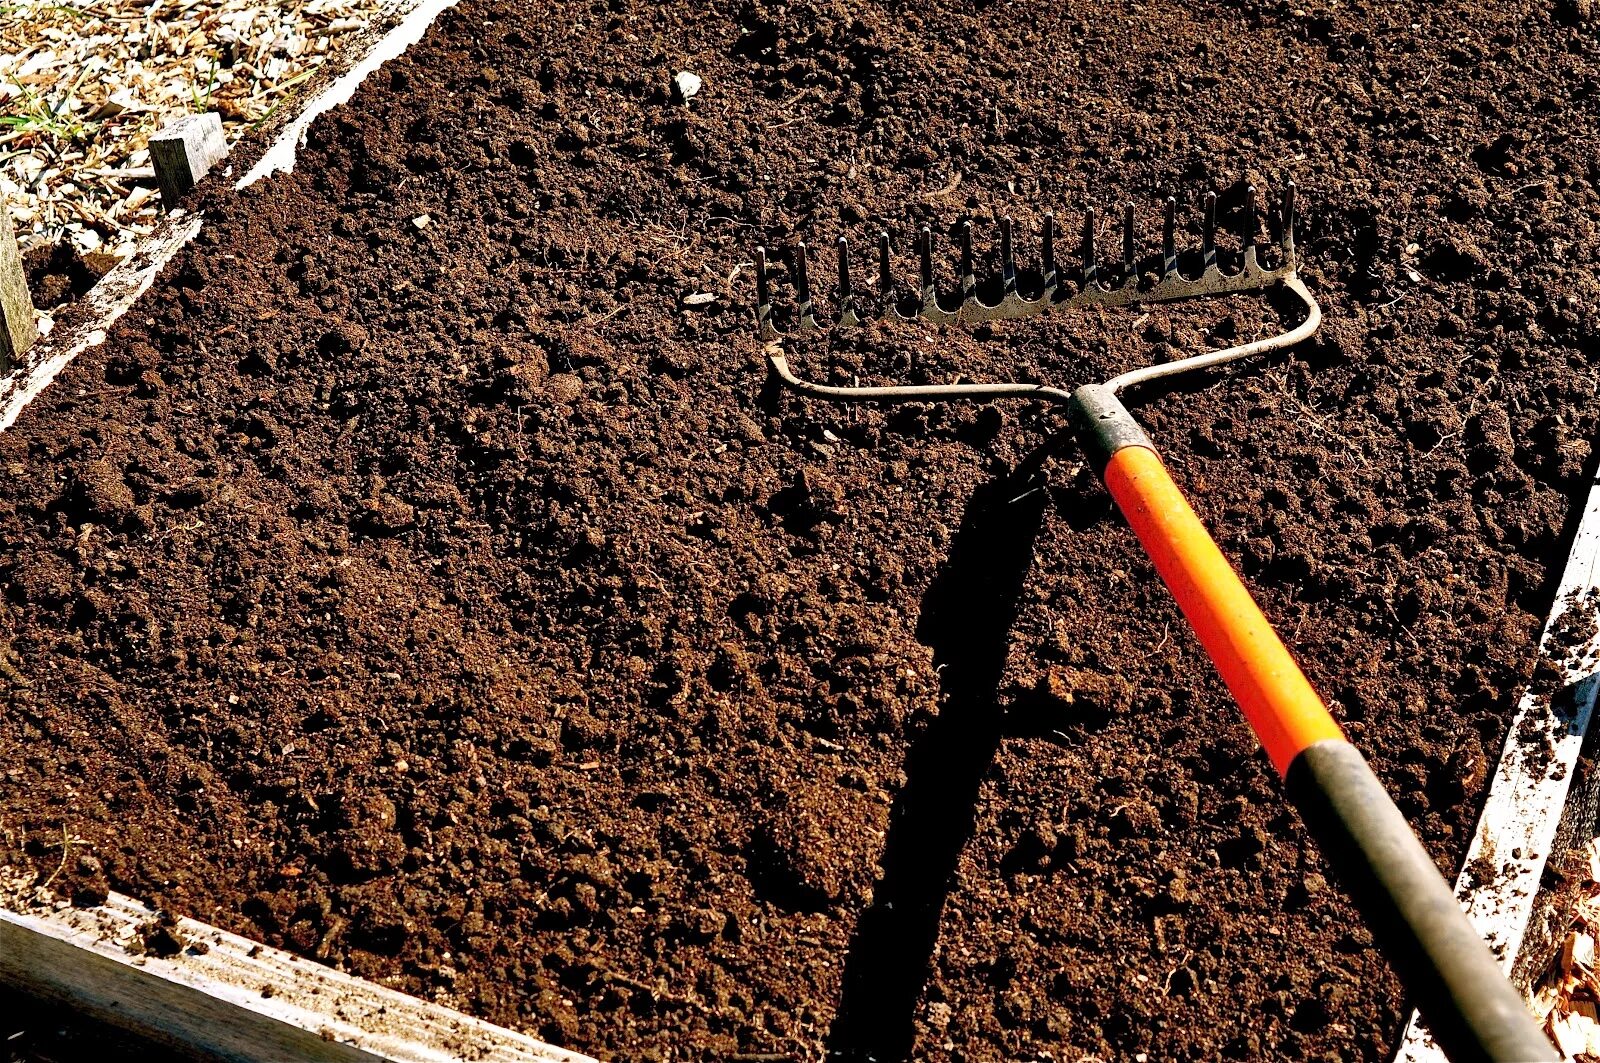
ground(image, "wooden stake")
xmin=149 ymin=113 xmax=229 ymax=208
xmin=0 ymin=200 xmax=37 ymax=373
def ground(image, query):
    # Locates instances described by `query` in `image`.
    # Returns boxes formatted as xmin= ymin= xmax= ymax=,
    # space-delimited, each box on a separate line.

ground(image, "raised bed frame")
xmin=1 ymin=3 xmax=584 ymax=1060
xmin=1 ymin=2 xmax=1595 ymax=1059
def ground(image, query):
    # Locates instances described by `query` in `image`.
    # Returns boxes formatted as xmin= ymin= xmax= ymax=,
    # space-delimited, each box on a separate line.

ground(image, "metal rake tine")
xmin=755 ymin=245 xmax=772 ymax=331
xmin=1244 ymin=184 xmax=1260 ymax=256
xmin=794 ymin=240 xmax=814 ymax=325
xmin=1281 ymin=181 xmax=1297 ymax=256
xmin=919 ymin=226 xmax=936 ymax=309
xmin=959 ymin=220 xmax=976 ymax=304
xmin=1082 ymin=207 xmax=1097 ymax=288
xmin=1001 ymin=217 xmax=1017 ymax=296
xmin=836 ymin=235 xmax=854 ymax=319
xmin=1041 ymin=212 xmax=1056 ymax=289
xmin=1202 ymin=192 xmax=1218 ymax=272
xmin=1163 ymin=197 xmax=1177 ymax=278
xmin=752 ymin=181 xmax=1310 ymax=341
xmin=1122 ymin=202 xmax=1136 ymax=275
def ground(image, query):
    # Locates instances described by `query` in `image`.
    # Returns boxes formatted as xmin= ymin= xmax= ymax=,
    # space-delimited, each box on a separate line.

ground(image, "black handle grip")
xmin=1286 ymin=740 xmax=1555 ymax=1063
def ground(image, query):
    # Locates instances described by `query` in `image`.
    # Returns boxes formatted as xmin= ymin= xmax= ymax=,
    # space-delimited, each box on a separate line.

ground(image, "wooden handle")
xmin=1100 ymin=443 xmax=1345 ymax=776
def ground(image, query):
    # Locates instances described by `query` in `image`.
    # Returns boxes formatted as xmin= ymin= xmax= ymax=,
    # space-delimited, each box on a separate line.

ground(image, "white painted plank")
xmin=1394 ymin=461 xmax=1600 ymax=1062
xmin=0 ymin=213 xmax=203 ymax=432
xmin=0 ymin=884 xmax=595 ymax=1063
xmin=237 ymin=0 xmax=463 ymax=189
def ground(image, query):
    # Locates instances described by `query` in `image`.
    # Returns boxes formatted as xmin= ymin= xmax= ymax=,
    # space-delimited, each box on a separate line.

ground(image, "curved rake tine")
xmin=1081 ymin=207 xmax=1097 ymax=290
xmin=1123 ymin=202 xmax=1136 ymax=280
xmin=1041 ymin=212 xmax=1057 ymax=292
xmin=1163 ymin=197 xmax=1178 ymax=279
xmin=1001 ymin=217 xmax=1017 ymax=297
xmin=1244 ymin=184 xmax=1260 ymax=265
xmin=837 ymin=236 xmax=858 ymax=325
xmin=1281 ymin=181 xmax=1297 ymax=259
xmin=794 ymin=240 xmax=819 ymax=331
xmin=755 ymin=245 xmax=774 ymax=336
xmin=919 ymin=226 xmax=936 ymax=312
xmin=1202 ymin=191 xmax=1218 ymax=274
xmin=959 ymin=220 xmax=976 ymax=305
xmin=878 ymin=231 xmax=893 ymax=300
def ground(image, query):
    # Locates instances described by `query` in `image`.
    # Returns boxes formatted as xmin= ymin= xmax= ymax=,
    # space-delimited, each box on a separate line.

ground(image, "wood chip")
xmin=1536 ymin=838 xmax=1600 ymax=1058
xmin=1 ymin=0 xmax=393 ymax=261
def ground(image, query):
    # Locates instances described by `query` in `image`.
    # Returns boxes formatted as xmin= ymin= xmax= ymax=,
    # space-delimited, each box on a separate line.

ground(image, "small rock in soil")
xmin=67 ymin=854 xmax=110 ymax=908
xmin=139 ymin=917 xmax=186 ymax=958
xmin=681 ymin=906 xmax=725 ymax=942
xmin=672 ymin=70 xmax=702 ymax=102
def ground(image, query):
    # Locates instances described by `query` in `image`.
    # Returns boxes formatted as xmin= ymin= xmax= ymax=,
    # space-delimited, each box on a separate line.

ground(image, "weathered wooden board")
xmin=149 ymin=113 xmax=230 ymax=207
xmin=0 ymin=199 xmax=38 ymax=371
xmin=1394 ymin=451 xmax=1600 ymax=1062
xmin=0 ymin=883 xmax=594 ymax=1063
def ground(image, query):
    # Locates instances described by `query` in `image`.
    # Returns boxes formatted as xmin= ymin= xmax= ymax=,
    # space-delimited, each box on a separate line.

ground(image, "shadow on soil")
xmin=825 ymin=465 xmax=1050 ymax=1062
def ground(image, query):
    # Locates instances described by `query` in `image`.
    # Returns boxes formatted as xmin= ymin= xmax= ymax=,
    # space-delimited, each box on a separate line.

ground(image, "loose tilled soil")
xmin=3 ymin=1 xmax=1600 ymax=1059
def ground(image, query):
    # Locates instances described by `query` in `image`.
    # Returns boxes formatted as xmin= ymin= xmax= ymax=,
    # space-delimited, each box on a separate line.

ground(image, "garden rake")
xmin=752 ymin=185 xmax=1551 ymax=1063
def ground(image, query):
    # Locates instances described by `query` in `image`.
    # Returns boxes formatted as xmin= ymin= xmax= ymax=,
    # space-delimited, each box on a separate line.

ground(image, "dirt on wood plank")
xmin=3 ymin=1 xmax=1599 ymax=1060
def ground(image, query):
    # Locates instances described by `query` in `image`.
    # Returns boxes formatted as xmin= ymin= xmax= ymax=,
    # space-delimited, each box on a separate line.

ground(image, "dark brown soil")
xmin=2 ymin=1 xmax=1599 ymax=1060
xmin=22 ymin=243 xmax=113 ymax=313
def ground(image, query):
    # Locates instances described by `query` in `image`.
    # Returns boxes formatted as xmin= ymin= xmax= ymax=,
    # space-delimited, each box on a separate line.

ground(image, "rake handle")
xmin=1070 ymin=384 xmax=1552 ymax=1063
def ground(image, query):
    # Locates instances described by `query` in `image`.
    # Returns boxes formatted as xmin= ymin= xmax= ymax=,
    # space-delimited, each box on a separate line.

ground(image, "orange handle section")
xmin=1102 ymin=445 xmax=1345 ymax=777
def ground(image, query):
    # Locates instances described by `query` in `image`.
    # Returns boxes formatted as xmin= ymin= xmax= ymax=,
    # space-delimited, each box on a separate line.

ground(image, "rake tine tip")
xmin=918 ymin=225 xmax=935 ymax=301
xmin=1001 ymin=216 xmax=1016 ymax=294
xmin=1081 ymin=206 xmax=1098 ymax=286
xmin=1281 ymin=183 xmax=1297 ymax=255
xmin=959 ymin=220 xmax=976 ymax=303
xmin=1162 ymin=198 xmax=1177 ymax=276
xmin=1041 ymin=211 xmax=1057 ymax=287
xmin=1123 ymin=202 xmax=1136 ymax=271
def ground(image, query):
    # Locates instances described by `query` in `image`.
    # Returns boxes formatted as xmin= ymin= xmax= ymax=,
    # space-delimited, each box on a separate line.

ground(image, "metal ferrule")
xmin=1068 ymin=384 xmax=1153 ymax=474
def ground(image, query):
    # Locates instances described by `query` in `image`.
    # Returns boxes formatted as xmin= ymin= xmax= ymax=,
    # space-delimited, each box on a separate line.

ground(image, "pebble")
xmin=411 ymin=213 xmax=431 ymax=230
xmin=672 ymin=70 xmax=702 ymax=102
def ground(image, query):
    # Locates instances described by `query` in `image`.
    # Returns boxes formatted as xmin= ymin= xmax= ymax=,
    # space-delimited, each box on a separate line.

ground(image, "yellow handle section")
xmin=1102 ymin=445 xmax=1346 ymax=777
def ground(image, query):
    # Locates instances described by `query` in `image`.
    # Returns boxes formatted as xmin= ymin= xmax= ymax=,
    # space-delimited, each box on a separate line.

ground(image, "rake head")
xmin=755 ymin=183 xmax=1300 ymax=343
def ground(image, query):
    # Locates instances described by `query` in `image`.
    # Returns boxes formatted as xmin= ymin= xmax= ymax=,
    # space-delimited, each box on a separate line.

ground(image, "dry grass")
xmin=0 ymin=0 xmax=395 ymax=262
